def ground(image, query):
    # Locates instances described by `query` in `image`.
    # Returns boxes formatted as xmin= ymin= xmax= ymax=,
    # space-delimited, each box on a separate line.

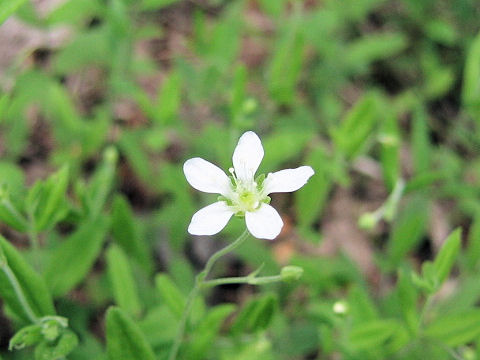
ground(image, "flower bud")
xmin=104 ymin=146 xmax=118 ymax=164
xmin=358 ymin=212 xmax=378 ymax=230
xmin=280 ymin=266 xmax=303 ymax=282
xmin=242 ymin=98 xmax=257 ymax=114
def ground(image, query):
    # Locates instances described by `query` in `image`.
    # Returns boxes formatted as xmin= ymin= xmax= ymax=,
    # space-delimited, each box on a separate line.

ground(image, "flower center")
xmin=225 ymin=167 xmax=269 ymax=214
xmin=238 ymin=190 xmax=260 ymax=212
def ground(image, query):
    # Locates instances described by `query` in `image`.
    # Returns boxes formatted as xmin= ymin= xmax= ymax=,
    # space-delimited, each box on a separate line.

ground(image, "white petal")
xmin=188 ymin=201 xmax=234 ymax=235
xmin=263 ymin=166 xmax=314 ymax=194
xmin=245 ymin=204 xmax=283 ymax=240
xmin=232 ymin=131 xmax=264 ymax=182
xmin=184 ymin=158 xmax=232 ymax=196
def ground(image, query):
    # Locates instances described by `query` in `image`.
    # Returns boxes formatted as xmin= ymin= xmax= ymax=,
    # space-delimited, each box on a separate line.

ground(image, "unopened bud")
xmin=358 ymin=212 xmax=378 ymax=230
xmin=242 ymin=98 xmax=257 ymax=114
xmin=104 ymin=146 xmax=118 ymax=164
xmin=280 ymin=266 xmax=303 ymax=282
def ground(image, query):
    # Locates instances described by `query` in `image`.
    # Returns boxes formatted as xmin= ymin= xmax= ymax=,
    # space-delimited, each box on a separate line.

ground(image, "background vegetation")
xmin=1 ymin=0 xmax=480 ymax=359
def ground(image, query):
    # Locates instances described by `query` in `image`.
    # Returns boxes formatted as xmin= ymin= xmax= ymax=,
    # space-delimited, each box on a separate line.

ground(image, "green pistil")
xmin=238 ymin=191 xmax=260 ymax=212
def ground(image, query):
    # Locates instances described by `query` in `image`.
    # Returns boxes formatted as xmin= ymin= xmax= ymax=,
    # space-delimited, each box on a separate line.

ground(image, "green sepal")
xmin=280 ymin=266 xmax=304 ymax=282
xmin=234 ymin=211 xmax=245 ymax=218
xmin=34 ymin=330 xmax=78 ymax=360
xmin=255 ymin=173 xmax=266 ymax=190
xmin=217 ymin=195 xmax=233 ymax=206
xmin=9 ymin=324 xmax=43 ymax=350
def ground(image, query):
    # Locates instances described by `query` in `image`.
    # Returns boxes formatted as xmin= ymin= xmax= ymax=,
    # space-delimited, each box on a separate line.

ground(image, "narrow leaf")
xmin=349 ymin=319 xmax=401 ymax=350
xmin=87 ymin=147 xmax=118 ymax=218
xmin=0 ymin=235 xmax=55 ymax=322
xmin=105 ymin=307 xmax=155 ymax=360
xmin=111 ymin=195 xmax=152 ymax=273
xmin=462 ymin=31 xmax=480 ymax=121
xmin=185 ymin=304 xmax=236 ymax=359
xmin=424 ymin=310 xmax=480 ymax=346
xmin=387 ymin=196 xmax=429 ymax=267
xmin=155 ymin=273 xmax=186 ymax=319
xmin=45 ymin=216 xmax=109 ymax=296
xmin=433 ymin=228 xmax=461 ymax=286
xmin=35 ymin=166 xmax=69 ymax=231
xmin=334 ymin=93 xmax=380 ymax=159
xmin=106 ymin=244 xmax=142 ymax=317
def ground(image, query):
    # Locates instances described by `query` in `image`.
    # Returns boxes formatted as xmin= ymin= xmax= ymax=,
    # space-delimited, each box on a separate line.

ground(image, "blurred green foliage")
xmin=0 ymin=0 xmax=480 ymax=359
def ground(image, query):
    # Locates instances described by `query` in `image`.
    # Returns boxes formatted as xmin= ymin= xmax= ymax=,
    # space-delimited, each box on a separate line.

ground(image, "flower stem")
xmin=199 ymin=229 xmax=250 ymax=282
xmin=167 ymin=229 xmax=250 ymax=360
xmin=202 ymin=275 xmax=282 ymax=288
xmin=167 ymin=280 xmax=200 ymax=360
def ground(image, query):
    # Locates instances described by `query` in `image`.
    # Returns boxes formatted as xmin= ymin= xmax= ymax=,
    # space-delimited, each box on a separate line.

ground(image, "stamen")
xmin=229 ymin=167 xmax=239 ymax=187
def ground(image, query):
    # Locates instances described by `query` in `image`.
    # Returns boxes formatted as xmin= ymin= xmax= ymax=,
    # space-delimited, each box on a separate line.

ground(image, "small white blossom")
xmin=184 ymin=131 xmax=314 ymax=240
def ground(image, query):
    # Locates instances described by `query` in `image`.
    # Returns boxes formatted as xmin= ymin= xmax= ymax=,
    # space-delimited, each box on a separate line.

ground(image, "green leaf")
xmin=138 ymin=306 xmax=177 ymax=348
xmin=466 ymin=212 xmax=480 ymax=269
xmin=111 ymin=195 xmax=152 ymax=273
xmin=9 ymin=324 xmax=42 ymax=350
xmin=387 ymin=196 xmax=429 ymax=267
xmin=0 ymin=0 xmax=28 ymax=25
xmin=53 ymin=27 xmax=110 ymax=73
xmin=45 ymin=216 xmax=110 ymax=296
xmin=411 ymin=104 xmax=431 ymax=174
xmin=346 ymin=32 xmax=408 ymax=72
xmin=34 ymin=330 xmax=79 ymax=360
xmin=34 ymin=166 xmax=69 ymax=232
xmin=333 ymin=93 xmax=380 ymax=159
xmin=154 ymin=70 xmax=181 ymax=126
xmin=155 ymin=273 xmax=186 ymax=319
xmin=231 ymin=294 xmax=278 ymax=334
xmin=105 ymin=307 xmax=155 ymax=360
xmin=462 ymin=31 xmax=480 ymax=121
xmin=0 ymin=235 xmax=55 ymax=322
xmin=433 ymin=228 xmax=461 ymax=286
xmin=424 ymin=310 xmax=480 ymax=346
xmin=348 ymin=285 xmax=378 ymax=324
xmin=396 ymin=270 xmax=419 ymax=333
xmin=0 ymin=161 xmax=25 ymax=198
xmin=0 ymin=92 xmax=10 ymax=123
xmin=349 ymin=319 xmax=402 ymax=351
xmin=185 ymin=304 xmax=236 ymax=359
xmin=46 ymin=0 xmax=101 ymax=26
xmin=118 ymin=131 xmax=154 ymax=186
xmin=296 ymin=145 xmax=333 ymax=229
xmin=380 ymin=113 xmax=401 ymax=191
xmin=0 ymin=186 xmax=28 ymax=232
xmin=86 ymin=147 xmax=118 ymax=218
xmin=106 ymin=244 xmax=142 ymax=317
xmin=230 ymin=64 xmax=248 ymax=126
xmin=268 ymin=20 xmax=304 ymax=105
xmin=261 ymin=130 xmax=312 ymax=171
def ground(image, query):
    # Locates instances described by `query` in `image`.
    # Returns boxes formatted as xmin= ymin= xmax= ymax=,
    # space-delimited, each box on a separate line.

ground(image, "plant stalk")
xmin=167 ymin=229 xmax=250 ymax=360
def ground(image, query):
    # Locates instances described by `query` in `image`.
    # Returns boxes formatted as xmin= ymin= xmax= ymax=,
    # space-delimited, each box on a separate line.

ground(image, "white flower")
xmin=184 ymin=131 xmax=314 ymax=240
